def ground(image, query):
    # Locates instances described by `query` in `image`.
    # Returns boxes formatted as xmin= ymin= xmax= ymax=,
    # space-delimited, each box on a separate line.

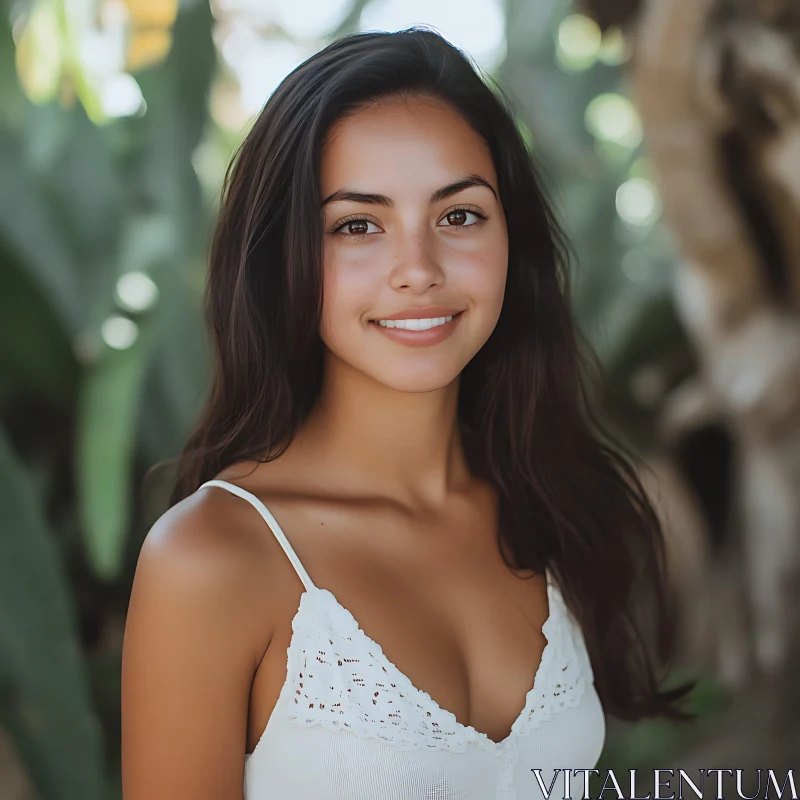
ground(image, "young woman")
xmin=121 ymin=27 xmax=695 ymax=800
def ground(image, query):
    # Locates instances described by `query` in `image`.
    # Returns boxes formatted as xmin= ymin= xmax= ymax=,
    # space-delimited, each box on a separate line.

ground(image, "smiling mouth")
xmin=368 ymin=311 xmax=464 ymax=328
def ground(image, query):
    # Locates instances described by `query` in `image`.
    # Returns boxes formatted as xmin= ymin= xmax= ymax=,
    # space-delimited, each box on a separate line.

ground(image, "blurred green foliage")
xmin=0 ymin=427 xmax=106 ymax=798
xmin=1 ymin=0 xmax=215 ymax=794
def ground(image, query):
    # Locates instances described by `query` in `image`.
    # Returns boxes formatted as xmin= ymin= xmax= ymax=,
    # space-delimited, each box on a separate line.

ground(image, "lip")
xmin=368 ymin=310 xmax=464 ymax=348
xmin=370 ymin=305 xmax=464 ymax=321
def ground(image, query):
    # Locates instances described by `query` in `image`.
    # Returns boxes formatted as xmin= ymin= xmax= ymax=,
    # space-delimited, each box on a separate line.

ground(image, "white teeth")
xmin=377 ymin=315 xmax=454 ymax=329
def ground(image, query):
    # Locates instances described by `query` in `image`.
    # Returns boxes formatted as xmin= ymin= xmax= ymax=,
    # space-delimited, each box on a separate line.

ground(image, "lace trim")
xmin=282 ymin=581 xmax=594 ymax=754
xmin=513 ymin=587 xmax=593 ymax=733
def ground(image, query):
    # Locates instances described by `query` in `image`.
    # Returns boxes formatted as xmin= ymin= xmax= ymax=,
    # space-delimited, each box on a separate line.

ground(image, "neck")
xmin=292 ymin=351 xmax=472 ymax=510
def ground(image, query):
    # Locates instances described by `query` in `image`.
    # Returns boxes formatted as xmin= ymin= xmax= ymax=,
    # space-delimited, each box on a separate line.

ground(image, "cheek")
xmin=319 ymin=248 xmax=377 ymax=344
xmin=450 ymin=241 xmax=508 ymax=316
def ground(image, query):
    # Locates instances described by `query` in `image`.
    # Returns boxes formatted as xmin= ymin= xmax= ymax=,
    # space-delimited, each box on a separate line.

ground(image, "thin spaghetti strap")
xmin=199 ymin=479 xmax=317 ymax=593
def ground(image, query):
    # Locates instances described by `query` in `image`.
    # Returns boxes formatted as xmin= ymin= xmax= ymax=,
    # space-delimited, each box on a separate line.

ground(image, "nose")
xmin=389 ymin=228 xmax=444 ymax=291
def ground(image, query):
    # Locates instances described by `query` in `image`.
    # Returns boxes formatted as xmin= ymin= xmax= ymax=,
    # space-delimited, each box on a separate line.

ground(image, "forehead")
xmin=320 ymin=95 xmax=497 ymax=194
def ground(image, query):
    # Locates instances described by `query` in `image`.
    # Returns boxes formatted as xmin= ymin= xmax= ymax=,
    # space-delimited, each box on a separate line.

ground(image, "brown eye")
xmin=438 ymin=208 xmax=485 ymax=228
xmin=346 ymin=220 xmax=369 ymax=235
xmin=446 ymin=210 xmax=468 ymax=226
xmin=332 ymin=218 xmax=380 ymax=237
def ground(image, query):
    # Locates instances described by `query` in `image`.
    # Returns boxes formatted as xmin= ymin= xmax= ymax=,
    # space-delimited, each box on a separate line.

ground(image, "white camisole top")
xmin=199 ymin=479 xmax=606 ymax=800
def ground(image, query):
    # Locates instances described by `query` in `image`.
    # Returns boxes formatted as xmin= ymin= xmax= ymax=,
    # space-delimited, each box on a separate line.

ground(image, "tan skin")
xmin=121 ymin=94 xmax=550 ymax=799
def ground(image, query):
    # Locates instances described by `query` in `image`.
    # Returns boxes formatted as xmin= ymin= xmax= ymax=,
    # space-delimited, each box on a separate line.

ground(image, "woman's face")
xmin=319 ymin=93 xmax=508 ymax=392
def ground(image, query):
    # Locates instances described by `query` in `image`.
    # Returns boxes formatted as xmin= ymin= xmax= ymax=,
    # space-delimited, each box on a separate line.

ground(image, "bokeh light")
xmin=556 ymin=14 xmax=601 ymax=73
xmin=616 ymin=177 xmax=661 ymax=227
xmin=101 ymin=315 xmax=139 ymax=350
xmin=585 ymin=93 xmax=642 ymax=149
xmin=115 ymin=272 xmax=159 ymax=313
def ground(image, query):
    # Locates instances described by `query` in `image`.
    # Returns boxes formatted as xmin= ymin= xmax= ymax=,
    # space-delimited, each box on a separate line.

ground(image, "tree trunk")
xmin=581 ymin=0 xmax=800 ymax=769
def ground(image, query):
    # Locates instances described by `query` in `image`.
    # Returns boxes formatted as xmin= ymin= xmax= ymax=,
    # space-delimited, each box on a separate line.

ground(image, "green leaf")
xmin=0 ymin=253 xmax=78 ymax=404
xmin=139 ymin=270 xmax=209 ymax=465
xmin=76 ymin=317 xmax=158 ymax=582
xmin=0 ymin=426 xmax=106 ymax=800
xmin=0 ymin=130 xmax=84 ymax=337
xmin=0 ymin=2 xmax=29 ymax=131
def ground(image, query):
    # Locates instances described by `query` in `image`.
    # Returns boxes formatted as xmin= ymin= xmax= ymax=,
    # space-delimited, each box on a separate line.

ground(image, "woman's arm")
xmin=121 ymin=497 xmax=270 ymax=799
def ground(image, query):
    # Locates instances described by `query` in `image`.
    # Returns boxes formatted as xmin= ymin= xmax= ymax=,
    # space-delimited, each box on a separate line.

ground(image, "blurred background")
xmin=1 ymin=0 xmax=799 ymax=797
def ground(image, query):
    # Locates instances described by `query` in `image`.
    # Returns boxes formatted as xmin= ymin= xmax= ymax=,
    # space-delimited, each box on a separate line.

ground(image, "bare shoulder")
xmin=138 ymin=481 xmax=273 ymax=586
xmin=128 ymin=480 xmax=295 ymax=670
xmin=120 ymin=482 xmax=279 ymax=800
xmin=132 ymin=486 xmax=280 ymax=631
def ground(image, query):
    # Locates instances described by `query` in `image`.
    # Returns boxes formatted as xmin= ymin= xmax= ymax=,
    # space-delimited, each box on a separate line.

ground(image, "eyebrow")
xmin=321 ymin=174 xmax=498 ymax=208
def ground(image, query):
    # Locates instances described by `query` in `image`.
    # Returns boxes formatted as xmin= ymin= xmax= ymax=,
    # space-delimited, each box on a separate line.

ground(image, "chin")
xmin=372 ymin=367 xmax=462 ymax=394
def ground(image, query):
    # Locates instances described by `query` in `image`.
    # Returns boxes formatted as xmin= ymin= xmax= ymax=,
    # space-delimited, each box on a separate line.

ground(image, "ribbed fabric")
xmin=199 ymin=480 xmax=606 ymax=800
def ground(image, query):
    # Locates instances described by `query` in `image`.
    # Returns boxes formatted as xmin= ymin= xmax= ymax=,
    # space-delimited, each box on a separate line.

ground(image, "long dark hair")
xmin=164 ymin=26 xmax=696 ymax=723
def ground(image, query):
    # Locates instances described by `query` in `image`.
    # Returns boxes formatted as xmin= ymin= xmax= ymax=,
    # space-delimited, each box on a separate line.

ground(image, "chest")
xmin=244 ymin=575 xmax=606 ymax=800
xmin=256 ymin=497 xmax=551 ymax=746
